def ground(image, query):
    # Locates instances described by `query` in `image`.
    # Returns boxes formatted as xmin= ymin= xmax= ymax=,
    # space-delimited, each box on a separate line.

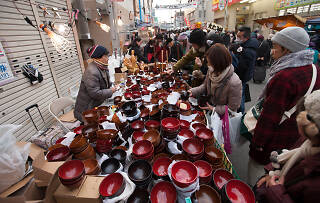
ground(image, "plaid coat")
xmin=250 ymin=64 xmax=320 ymax=165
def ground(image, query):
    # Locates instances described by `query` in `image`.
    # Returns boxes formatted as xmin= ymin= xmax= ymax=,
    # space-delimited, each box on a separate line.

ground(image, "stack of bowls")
xmin=178 ymin=129 xmax=194 ymax=139
xmin=82 ymin=159 xmax=101 ymax=175
xmin=143 ymin=130 xmax=162 ymax=151
xmin=192 ymin=123 xmax=207 ymax=131
xmin=46 ymin=146 xmax=70 ymax=162
xmin=82 ymin=124 xmax=99 ymax=143
xmin=152 ymin=157 xmax=172 ymax=181
xmin=204 ymin=146 xmax=224 ymax=169
xmin=127 ymin=188 xmax=150 ymax=203
xmin=82 ymin=109 xmax=98 ymax=125
xmin=171 ymin=161 xmax=198 ymax=188
xmin=194 ymin=160 xmax=213 ymax=184
xmin=196 ymin=128 xmax=214 ymax=146
xmin=182 ymin=138 xmax=204 ymax=161
xmin=178 ymin=101 xmax=192 ymax=116
xmin=70 ymin=135 xmax=95 ymax=160
xmin=58 ymin=160 xmax=85 ymax=188
xmin=101 ymin=158 xmax=121 ymax=174
xmin=131 ymin=120 xmax=145 ymax=131
xmin=122 ymin=101 xmax=138 ymax=117
xmin=99 ymin=173 xmax=126 ymax=199
xmin=222 ymin=179 xmax=255 ymax=203
xmin=132 ymin=140 xmax=154 ymax=161
xmin=132 ymin=131 xmax=144 ymax=143
xmin=161 ymin=117 xmax=180 ymax=140
xmin=96 ymin=129 xmax=118 ymax=153
xmin=145 ymin=120 xmax=160 ymax=131
xmin=213 ymin=169 xmax=234 ymax=192
xmin=161 ymin=104 xmax=179 ymax=119
xmin=140 ymin=108 xmax=150 ymax=121
xmin=150 ymin=181 xmax=177 ymax=203
xmin=128 ymin=160 xmax=152 ymax=187
xmin=110 ymin=148 xmax=127 ymax=165
xmin=192 ymin=185 xmax=221 ymax=203
xmin=96 ymin=106 xmax=109 ymax=117
xmin=179 ymin=120 xmax=190 ymax=130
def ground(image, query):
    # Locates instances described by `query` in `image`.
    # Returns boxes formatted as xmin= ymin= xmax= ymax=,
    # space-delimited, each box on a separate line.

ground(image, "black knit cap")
xmin=87 ymin=45 xmax=109 ymax=59
xmin=189 ymin=28 xmax=206 ymax=46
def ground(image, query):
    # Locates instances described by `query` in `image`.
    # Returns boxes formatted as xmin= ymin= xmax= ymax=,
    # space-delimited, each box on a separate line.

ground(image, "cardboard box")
xmin=114 ymin=73 xmax=127 ymax=84
xmin=0 ymin=178 xmax=45 ymax=203
xmin=53 ymin=176 xmax=104 ymax=203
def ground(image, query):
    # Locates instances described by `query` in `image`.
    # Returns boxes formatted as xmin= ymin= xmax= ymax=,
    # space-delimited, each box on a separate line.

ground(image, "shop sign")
xmin=0 ymin=42 xmax=14 ymax=85
xmin=278 ymin=3 xmax=320 ymax=15
xmin=212 ymin=0 xmax=241 ymax=11
xmin=275 ymin=0 xmax=320 ymax=10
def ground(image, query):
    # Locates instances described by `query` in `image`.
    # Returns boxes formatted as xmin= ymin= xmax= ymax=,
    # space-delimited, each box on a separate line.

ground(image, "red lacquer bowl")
xmin=47 ymin=146 xmax=70 ymax=162
xmin=58 ymin=160 xmax=85 ymax=181
xmin=152 ymin=157 xmax=172 ymax=176
xmin=182 ymin=138 xmax=204 ymax=155
xmin=171 ymin=160 xmax=198 ymax=188
xmin=132 ymin=140 xmax=154 ymax=157
xmin=99 ymin=173 xmax=125 ymax=198
xmin=178 ymin=129 xmax=194 ymax=139
xmin=225 ymin=179 xmax=255 ymax=203
xmin=196 ymin=128 xmax=214 ymax=140
xmin=179 ymin=120 xmax=190 ymax=130
xmin=150 ymin=181 xmax=177 ymax=203
xmin=213 ymin=169 xmax=234 ymax=190
xmin=161 ymin=117 xmax=180 ymax=132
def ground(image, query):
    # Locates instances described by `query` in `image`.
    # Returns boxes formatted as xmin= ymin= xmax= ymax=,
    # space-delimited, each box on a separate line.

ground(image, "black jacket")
xmin=144 ymin=44 xmax=155 ymax=63
xmin=234 ymin=38 xmax=259 ymax=82
xmin=169 ymin=41 xmax=183 ymax=62
xmin=256 ymin=40 xmax=271 ymax=66
xmin=129 ymin=45 xmax=148 ymax=63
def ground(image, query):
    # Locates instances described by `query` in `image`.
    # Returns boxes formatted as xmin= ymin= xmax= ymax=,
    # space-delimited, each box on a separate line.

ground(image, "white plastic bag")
xmin=0 ymin=125 xmax=30 ymax=193
xmin=228 ymin=110 xmax=246 ymax=146
xmin=210 ymin=112 xmax=224 ymax=146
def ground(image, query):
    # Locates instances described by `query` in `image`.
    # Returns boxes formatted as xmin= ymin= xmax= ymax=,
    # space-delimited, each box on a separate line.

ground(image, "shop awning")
xmin=254 ymin=14 xmax=306 ymax=31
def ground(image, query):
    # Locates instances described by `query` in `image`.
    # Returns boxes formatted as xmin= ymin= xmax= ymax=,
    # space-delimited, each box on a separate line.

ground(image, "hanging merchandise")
xmin=0 ymin=42 xmax=14 ymax=86
xmin=96 ymin=21 xmax=111 ymax=32
xmin=40 ymin=24 xmax=71 ymax=54
xmin=21 ymin=64 xmax=43 ymax=85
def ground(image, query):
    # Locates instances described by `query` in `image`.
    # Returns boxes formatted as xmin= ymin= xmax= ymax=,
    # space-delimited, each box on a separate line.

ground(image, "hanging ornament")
xmin=40 ymin=24 xmax=71 ymax=54
xmin=117 ymin=17 xmax=123 ymax=26
xmin=49 ymin=21 xmax=71 ymax=37
xmin=96 ymin=21 xmax=110 ymax=32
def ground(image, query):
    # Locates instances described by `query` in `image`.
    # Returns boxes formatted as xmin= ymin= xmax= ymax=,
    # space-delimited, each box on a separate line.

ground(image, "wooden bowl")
xmin=74 ymin=144 xmax=96 ymax=160
xmin=70 ymin=135 xmax=88 ymax=153
xmin=82 ymin=159 xmax=100 ymax=175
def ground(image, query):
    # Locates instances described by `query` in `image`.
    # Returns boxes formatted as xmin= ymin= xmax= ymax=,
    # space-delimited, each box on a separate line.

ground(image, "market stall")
xmin=1 ymin=53 xmax=255 ymax=203
xmin=254 ymin=14 xmax=306 ymax=31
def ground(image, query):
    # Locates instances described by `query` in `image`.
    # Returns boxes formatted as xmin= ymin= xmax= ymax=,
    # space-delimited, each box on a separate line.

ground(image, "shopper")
xmin=189 ymin=43 xmax=242 ymax=116
xmin=144 ymin=39 xmax=155 ymax=63
xmin=234 ymin=26 xmax=259 ymax=113
xmin=172 ymin=29 xmax=209 ymax=74
xmin=129 ymin=37 xmax=148 ymax=63
xmin=248 ymin=27 xmax=320 ymax=185
xmin=166 ymin=38 xmax=183 ymax=62
xmin=74 ymin=45 xmax=117 ymax=122
xmin=256 ymin=35 xmax=271 ymax=67
xmin=177 ymin=32 xmax=190 ymax=56
xmin=254 ymin=90 xmax=320 ymax=203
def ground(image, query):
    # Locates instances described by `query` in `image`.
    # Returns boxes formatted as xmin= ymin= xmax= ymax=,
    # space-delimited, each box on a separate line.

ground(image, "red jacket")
xmin=250 ymin=65 xmax=320 ymax=164
xmin=256 ymin=152 xmax=320 ymax=203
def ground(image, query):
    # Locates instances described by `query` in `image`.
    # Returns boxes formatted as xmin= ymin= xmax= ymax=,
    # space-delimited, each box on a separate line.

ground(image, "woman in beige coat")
xmin=189 ymin=43 xmax=242 ymax=116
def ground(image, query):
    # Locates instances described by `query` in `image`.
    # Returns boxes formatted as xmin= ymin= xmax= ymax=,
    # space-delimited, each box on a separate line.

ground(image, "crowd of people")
xmin=74 ymin=24 xmax=320 ymax=202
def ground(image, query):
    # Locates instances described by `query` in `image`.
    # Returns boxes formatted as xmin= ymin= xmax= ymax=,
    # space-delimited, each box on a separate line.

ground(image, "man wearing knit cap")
xmin=247 ymin=27 xmax=320 ymax=186
xmin=74 ymin=45 xmax=117 ymax=122
xmin=172 ymin=28 xmax=209 ymax=75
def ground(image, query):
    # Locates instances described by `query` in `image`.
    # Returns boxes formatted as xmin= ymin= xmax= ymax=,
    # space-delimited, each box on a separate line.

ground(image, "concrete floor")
xmin=228 ymin=75 xmax=268 ymax=182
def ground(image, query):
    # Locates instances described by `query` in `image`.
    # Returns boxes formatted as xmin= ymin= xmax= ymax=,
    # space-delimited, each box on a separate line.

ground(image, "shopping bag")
xmin=210 ymin=111 xmax=223 ymax=146
xmin=229 ymin=110 xmax=245 ymax=146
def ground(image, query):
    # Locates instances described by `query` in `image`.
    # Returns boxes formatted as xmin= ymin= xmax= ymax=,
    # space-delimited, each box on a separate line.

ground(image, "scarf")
xmin=259 ymin=49 xmax=314 ymax=99
xmin=208 ymin=65 xmax=232 ymax=91
xmin=269 ymin=139 xmax=320 ymax=179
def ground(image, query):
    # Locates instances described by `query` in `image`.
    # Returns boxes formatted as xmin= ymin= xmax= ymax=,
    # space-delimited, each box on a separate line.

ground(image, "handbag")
xmin=240 ymin=64 xmax=318 ymax=141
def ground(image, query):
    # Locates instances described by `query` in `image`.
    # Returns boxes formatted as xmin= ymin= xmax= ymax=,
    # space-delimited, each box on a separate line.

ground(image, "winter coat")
xmin=143 ymin=44 xmax=155 ymax=63
xmin=251 ymin=65 xmax=320 ymax=165
xmin=129 ymin=45 xmax=148 ymax=63
xmin=255 ymin=152 xmax=320 ymax=203
xmin=190 ymin=65 xmax=242 ymax=116
xmin=256 ymin=40 xmax=271 ymax=66
xmin=74 ymin=63 xmax=113 ymax=122
xmin=169 ymin=41 xmax=183 ymax=62
xmin=234 ymin=38 xmax=259 ymax=82
xmin=173 ymin=46 xmax=207 ymax=72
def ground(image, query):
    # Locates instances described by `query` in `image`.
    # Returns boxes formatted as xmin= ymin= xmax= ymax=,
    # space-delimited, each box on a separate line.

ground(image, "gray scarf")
xmin=259 ymin=49 xmax=314 ymax=99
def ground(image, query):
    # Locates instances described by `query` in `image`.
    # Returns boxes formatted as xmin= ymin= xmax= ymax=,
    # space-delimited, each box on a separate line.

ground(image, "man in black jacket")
xmin=166 ymin=38 xmax=183 ymax=62
xmin=234 ymin=26 xmax=259 ymax=113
